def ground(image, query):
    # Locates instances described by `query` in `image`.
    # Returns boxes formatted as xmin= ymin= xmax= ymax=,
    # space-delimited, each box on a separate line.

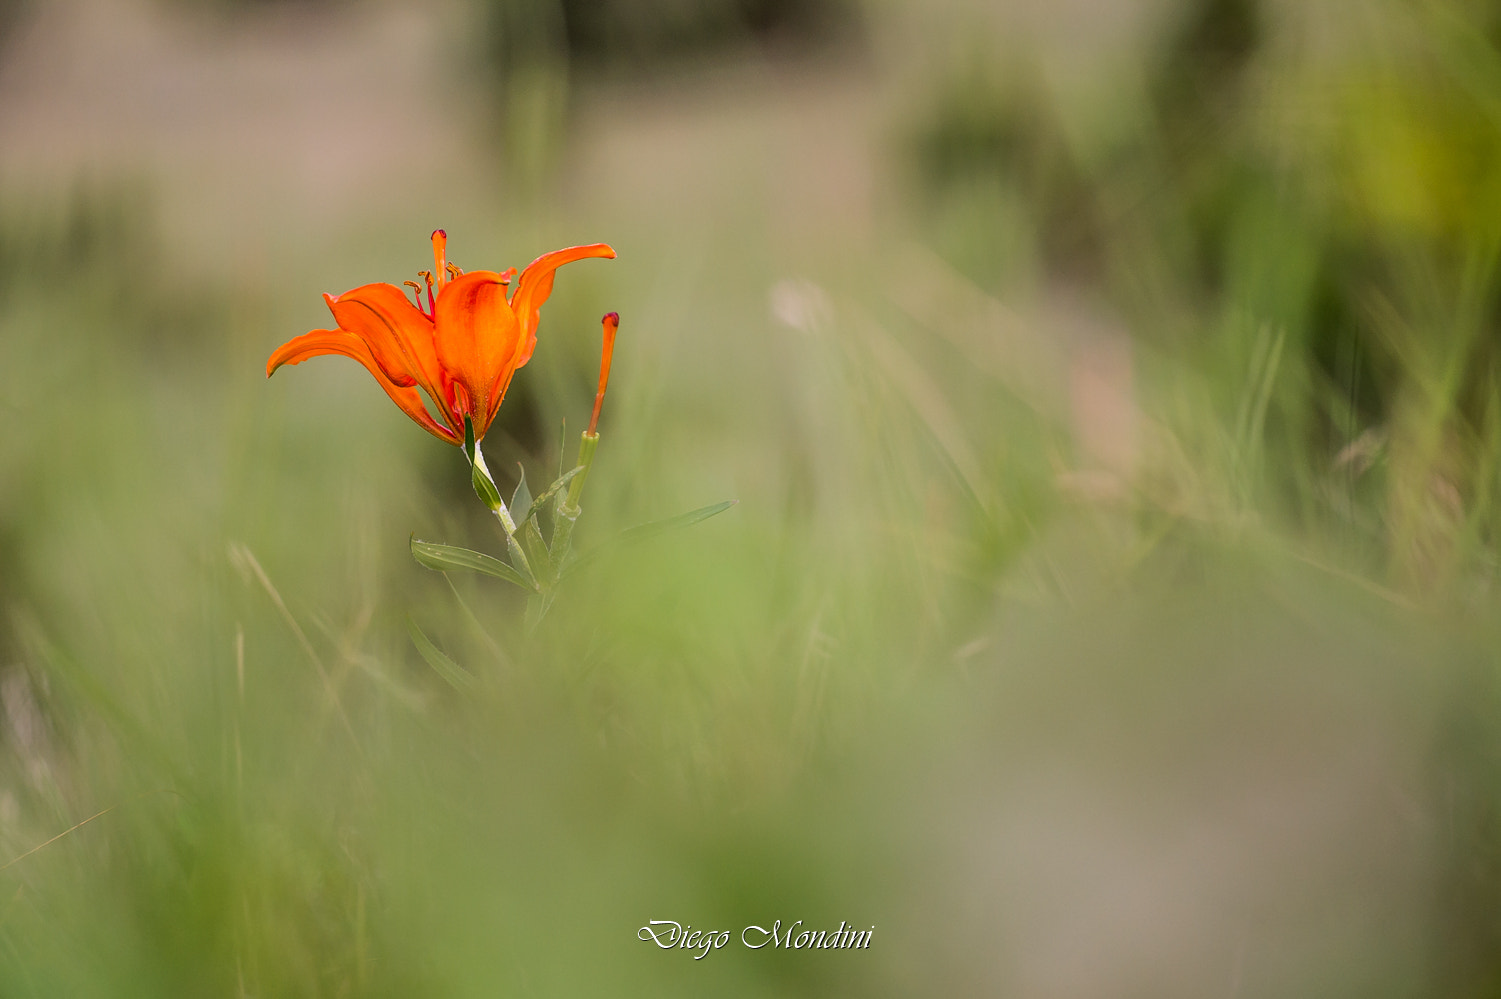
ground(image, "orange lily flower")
xmin=267 ymin=231 xmax=616 ymax=444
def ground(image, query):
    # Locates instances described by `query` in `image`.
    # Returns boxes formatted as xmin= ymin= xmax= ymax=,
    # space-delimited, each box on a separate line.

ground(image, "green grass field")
xmin=3 ymin=0 xmax=1501 ymax=995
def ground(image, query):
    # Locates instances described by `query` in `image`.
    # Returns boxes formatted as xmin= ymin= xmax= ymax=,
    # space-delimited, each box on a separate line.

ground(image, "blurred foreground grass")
xmin=3 ymin=0 xmax=1501 ymax=996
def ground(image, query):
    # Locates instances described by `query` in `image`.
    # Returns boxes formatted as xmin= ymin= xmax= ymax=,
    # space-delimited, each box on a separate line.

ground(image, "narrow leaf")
xmin=524 ymin=592 xmax=550 ymax=633
xmin=561 ymin=500 xmax=737 ymax=579
xmin=520 ymin=466 xmax=584 ymax=525
xmin=523 ymin=517 xmax=552 ymax=584
xmin=618 ymin=500 xmax=737 ymax=542
xmin=510 ymin=464 xmax=532 ymax=524
xmin=406 ymin=617 xmax=478 ymax=693
xmin=410 ymin=535 xmax=533 ymax=590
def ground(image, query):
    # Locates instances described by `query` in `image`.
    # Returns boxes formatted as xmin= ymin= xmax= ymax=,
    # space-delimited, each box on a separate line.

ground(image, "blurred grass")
xmin=2 ymin=0 xmax=1501 ymax=995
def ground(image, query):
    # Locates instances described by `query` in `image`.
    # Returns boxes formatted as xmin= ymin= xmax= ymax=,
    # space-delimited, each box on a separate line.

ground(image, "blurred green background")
xmin=3 ymin=0 xmax=1501 ymax=994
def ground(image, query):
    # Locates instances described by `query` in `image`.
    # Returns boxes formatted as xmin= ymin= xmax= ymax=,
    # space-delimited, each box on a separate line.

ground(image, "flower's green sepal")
xmin=472 ymin=463 xmax=503 ymax=513
xmin=464 ymin=417 xmax=503 ymax=514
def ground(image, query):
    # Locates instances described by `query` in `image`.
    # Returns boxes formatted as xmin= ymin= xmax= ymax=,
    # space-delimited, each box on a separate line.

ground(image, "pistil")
xmin=431 ymin=229 xmax=448 ymax=294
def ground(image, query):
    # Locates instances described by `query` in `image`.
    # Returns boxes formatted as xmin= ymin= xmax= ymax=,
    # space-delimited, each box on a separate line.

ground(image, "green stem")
xmin=473 ymin=438 xmax=537 ymax=588
xmin=548 ymin=431 xmax=599 ymax=579
xmin=563 ymin=432 xmax=599 ymax=514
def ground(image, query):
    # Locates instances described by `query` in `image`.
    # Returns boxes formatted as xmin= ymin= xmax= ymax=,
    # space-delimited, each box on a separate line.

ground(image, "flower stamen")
xmin=402 ymin=280 xmax=425 ymax=312
xmin=417 ymin=270 xmax=436 ymax=314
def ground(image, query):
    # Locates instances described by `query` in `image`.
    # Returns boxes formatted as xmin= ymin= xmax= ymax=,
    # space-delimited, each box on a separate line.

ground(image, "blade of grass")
xmin=405 ymin=617 xmax=478 ymax=694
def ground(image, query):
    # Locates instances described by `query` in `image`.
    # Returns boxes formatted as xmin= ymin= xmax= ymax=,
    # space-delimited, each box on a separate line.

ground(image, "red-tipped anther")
xmin=431 ymin=229 xmax=448 ymax=293
xmin=588 ymin=312 xmax=620 ymax=436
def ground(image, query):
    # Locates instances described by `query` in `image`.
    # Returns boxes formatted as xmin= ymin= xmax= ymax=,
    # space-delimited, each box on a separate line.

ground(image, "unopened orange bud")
xmin=431 ymin=229 xmax=448 ymax=292
xmin=589 ymin=312 xmax=620 ymax=436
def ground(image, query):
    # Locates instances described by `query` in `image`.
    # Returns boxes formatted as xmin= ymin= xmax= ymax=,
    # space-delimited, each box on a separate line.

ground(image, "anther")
xmin=418 ymin=270 xmax=436 ymax=313
xmin=403 ymin=280 xmax=424 ymax=311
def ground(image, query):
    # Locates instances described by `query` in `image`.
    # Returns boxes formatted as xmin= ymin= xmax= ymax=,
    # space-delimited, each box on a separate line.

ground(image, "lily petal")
xmin=432 ymin=270 xmax=523 ymax=437
xmin=267 ymin=328 xmax=460 ymax=444
xmin=510 ymin=243 xmax=616 ymax=368
xmin=323 ymin=283 xmax=444 ymax=396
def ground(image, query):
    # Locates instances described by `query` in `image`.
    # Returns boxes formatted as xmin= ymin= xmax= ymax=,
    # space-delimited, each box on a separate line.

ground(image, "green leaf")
xmin=522 ymin=516 xmax=552 ymax=584
xmin=519 ymin=466 xmax=584 ymax=525
xmin=524 ymin=591 xmax=553 ymax=632
xmin=471 ymin=462 xmax=502 ymax=514
xmin=406 ymin=617 xmax=478 ymax=693
xmin=561 ymin=500 xmax=737 ymax=579
xmin=622 ymin=500 xmax=736 ymax=540
xmin=510 ymin=464 xmax=532 ymax=524
xmin=463 ymin=417 xmax=502 ymax=513
xmin=410 ymin=535 xmax=534 ymax=590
